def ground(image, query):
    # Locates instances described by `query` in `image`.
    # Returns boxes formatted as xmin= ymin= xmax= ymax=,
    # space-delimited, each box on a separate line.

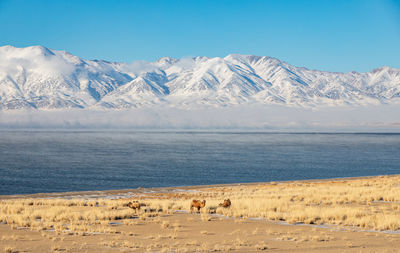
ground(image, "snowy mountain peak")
xmin=225 ymin=53 xmax=264 ymax=62
xmin=1 ymin=45 xmax=55 ymax=59
xmin=157 ymin=56 xmax=177 ymax=65
xmin=26 ymin=45 xmax=55 ymax=56
xmin=0 ymin=45 xmax=399 ymax=110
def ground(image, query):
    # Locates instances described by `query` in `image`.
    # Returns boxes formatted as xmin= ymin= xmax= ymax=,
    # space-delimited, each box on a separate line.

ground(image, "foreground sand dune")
xmin=1 ymin=175 xmax=400 ymax=252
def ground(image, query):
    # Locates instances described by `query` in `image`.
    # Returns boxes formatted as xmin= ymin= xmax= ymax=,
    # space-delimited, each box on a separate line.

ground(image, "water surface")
xmin=1 ymin=131 xmax=399 ymax=195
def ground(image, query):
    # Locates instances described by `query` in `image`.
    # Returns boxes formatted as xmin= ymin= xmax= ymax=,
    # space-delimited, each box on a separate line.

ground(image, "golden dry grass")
xmin=3 ymin=246 xmax=15 ymax=253
xmin=1 ymin=174 xmax=400 ymax=237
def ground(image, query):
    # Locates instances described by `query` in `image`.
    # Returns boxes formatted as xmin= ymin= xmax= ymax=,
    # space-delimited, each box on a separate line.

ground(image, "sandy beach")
xmin=1 ymin=175 xmax=400 ymax=252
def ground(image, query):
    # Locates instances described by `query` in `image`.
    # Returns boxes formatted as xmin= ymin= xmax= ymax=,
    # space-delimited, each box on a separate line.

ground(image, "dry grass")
xmin=1 ymin=175 xmax=400 ymax=236
xmin=200 ymin=213 xmax=211 ymax=222
xmin=161 ymin=221 xmax=170 ymax=229
xmin=4 ymin=247 xmax=16 ymax=253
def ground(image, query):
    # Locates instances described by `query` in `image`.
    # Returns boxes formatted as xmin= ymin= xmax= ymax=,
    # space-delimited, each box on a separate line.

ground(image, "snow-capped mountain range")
xmin=0 ymin=45 xmax=399 ymax=110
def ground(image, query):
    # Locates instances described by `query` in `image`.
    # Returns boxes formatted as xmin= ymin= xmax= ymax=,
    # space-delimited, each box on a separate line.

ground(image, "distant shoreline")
xmin=1 ymin=128 xmax=400 ymax=134
xmin=1 ymin=174 xmax=396 ymax=200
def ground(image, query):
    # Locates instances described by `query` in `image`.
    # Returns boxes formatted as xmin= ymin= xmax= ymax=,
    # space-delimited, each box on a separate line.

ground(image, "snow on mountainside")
xmin=0 ymin=45 xmax=399 ymax=110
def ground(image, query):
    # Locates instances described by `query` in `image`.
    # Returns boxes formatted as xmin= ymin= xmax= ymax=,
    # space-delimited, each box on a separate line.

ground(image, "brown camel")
xmin=190 ymin=199 xmax=206 ymax=212
xmin=128 ymin=201 xmax=141 ymax=212
xmin=219 ymin=198 xmax=231 ymax=208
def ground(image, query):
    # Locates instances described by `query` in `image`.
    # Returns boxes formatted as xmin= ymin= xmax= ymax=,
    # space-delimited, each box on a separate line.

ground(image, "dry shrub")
xmin=200 ymin=213 xmax=211 ymax=222
xmin=161 ymin=221 xmax=170 ymax=229
xmin=4 ymin=247 xmax=16 ymax=253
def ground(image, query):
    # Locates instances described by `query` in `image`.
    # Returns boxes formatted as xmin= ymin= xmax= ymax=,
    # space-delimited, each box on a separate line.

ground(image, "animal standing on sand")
xmin=128 ymin=201 xmax=141 ymax=213
xmin=190 ymin=199 xmax=206 ymax=212
xmin=219 ymin=198 xmax=231 ymax=208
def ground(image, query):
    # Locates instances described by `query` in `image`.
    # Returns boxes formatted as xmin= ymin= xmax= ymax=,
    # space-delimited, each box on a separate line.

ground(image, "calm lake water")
xmin=1 ymin=131 xmax=400 ymax=195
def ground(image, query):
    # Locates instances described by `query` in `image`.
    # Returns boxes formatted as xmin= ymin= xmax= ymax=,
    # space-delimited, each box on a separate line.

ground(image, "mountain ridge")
xmin=0 ymin=45 xmax=399 ymax=110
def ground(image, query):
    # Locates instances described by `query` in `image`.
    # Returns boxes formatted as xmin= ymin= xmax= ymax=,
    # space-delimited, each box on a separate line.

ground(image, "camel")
xmin=128 ymin=201 xmax=141 ymax=212
xmin=190 ymin=199 xmax=206 ymax=212
xmin=219 ymin=198 xmax=231 ymax=208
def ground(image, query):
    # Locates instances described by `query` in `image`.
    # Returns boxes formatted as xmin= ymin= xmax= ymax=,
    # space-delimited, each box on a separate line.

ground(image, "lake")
xmin=1 ymin=131 xmax=399 ymax=195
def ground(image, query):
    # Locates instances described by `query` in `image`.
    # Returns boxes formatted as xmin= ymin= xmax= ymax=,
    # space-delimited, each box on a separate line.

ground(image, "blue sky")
xmin=0 ymin=0 xmax=399 ymax=72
